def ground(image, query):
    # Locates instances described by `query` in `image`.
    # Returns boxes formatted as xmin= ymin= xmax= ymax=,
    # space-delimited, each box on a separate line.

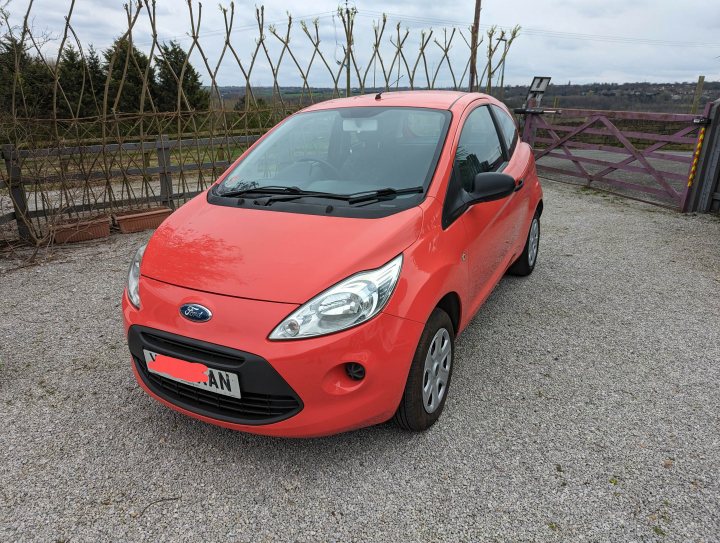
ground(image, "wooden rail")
xmin=0 ymin=134 xmax=259 ymax=240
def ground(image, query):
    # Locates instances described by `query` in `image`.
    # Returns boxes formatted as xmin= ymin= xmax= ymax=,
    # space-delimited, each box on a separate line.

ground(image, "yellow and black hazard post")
xmin=686 ymin=126 xmax=706 ymax=190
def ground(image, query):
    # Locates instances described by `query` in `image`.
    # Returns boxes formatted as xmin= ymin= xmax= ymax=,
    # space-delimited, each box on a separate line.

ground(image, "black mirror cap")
xmin=468 ymin=172 xmax=516 ymax=204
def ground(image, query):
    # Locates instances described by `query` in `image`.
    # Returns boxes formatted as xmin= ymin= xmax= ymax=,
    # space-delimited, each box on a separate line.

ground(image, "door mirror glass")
xmin=468 ymin=172 xmax=516 ymax=204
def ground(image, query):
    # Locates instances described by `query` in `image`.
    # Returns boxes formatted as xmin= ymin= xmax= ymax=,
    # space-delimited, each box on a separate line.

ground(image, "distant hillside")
xmin=502 ymin=81 xmax=720 ymax=113
xmin=217 ymin=81 xmax=720 ymax=114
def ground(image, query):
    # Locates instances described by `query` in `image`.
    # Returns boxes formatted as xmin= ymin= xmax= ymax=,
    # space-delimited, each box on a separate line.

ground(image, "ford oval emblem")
xmin=180 ymin=303 xmax=212 ymax=322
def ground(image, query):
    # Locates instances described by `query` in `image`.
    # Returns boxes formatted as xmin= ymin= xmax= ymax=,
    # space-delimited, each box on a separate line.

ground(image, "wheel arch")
xmin=435 ymin=292 xmax=462 ymax=337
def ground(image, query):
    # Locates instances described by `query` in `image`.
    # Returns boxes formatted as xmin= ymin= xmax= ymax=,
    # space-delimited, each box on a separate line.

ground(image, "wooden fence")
xmin=1 ymin=133 xmax=259 ymax=241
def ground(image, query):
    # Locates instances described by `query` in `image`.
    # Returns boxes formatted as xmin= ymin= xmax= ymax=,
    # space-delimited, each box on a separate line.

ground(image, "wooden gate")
xmin=521 ymin=106 xmax=712 ymax=210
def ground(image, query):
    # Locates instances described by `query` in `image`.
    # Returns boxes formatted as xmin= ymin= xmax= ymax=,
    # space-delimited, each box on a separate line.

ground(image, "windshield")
xmin=217 ymin=107 xmax=451 ymax=197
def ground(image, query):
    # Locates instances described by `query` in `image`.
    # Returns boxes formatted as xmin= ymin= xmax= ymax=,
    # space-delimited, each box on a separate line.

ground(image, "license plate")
xmin=143 ymin=349 xmax=241 ymax=399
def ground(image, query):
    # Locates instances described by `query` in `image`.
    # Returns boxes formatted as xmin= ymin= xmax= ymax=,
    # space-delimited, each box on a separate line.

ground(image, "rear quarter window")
xmin=491 ymin=105 xmax=518 ymax=156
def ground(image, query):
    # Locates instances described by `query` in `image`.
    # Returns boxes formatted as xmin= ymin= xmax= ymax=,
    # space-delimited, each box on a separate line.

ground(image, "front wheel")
xmin=508 ymin=211 xmax=540 ymax=276
xmin=393 ymin=308 xmax=455 ymax=431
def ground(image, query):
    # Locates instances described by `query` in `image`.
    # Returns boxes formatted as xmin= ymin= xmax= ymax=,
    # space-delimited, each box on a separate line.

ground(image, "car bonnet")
xmin=141 ymin=193 xmax=424 ymax=304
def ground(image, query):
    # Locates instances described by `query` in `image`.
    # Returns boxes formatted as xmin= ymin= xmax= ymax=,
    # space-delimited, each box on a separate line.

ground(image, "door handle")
xmin=514 ymin=179 xmax=525 ymax=192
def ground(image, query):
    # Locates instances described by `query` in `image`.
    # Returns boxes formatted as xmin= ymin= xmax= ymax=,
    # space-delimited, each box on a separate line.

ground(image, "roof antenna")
xmin=375 ymin=75 xmax=404 ymax=100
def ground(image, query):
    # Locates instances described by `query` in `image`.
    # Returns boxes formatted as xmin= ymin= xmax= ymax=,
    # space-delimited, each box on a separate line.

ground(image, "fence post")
xmin=156 ymin=135 xmax=175 ymax=210
xmin=685 ymin=99 xmax=720 ymax=213
xmin=2 ymin=144 xmax=32 ymax=242
xmin=518 ymin=110 xmax=538 ymax=148
xmin=142 ymin=148 xmax=152 ymax=186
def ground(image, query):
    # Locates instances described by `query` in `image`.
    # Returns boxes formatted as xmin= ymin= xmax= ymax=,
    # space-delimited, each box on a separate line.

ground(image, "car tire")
xmin=507 ymin=211 xmax=540 ymax=277
xmin=393 ymin=308 xmax=455 ymax=431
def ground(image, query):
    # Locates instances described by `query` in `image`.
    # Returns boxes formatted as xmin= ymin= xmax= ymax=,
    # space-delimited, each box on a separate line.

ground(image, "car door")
xmin=452 ymin=104 xmax=523 ymax=314
xmin=490 ymin=104 xmax=530 ymax=247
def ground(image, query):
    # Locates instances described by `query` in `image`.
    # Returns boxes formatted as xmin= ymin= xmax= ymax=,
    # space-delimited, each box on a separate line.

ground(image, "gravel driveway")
xmin=1 ymin=181 xmax=719 ymax=542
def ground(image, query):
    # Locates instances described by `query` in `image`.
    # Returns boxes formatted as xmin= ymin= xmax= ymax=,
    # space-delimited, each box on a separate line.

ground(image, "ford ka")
xmin=122 ymin=90 xmax=543 ymax=437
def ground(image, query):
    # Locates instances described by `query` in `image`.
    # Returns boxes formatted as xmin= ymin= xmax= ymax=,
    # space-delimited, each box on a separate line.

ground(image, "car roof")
xmin=301 ymin=90 xmax=491 ymax=113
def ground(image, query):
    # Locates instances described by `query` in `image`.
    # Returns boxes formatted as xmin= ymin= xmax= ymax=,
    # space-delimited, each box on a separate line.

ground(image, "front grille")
xmin=138 ymin=329 xmax=249 ymax=368
xmin=129 ymin=326 xmax=303 ymax=425
xmin=136 ymin=357 xmax=301 ymax=421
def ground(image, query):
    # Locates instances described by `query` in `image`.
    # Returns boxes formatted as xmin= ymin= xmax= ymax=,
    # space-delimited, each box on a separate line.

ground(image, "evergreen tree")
xmin=155 ymin=40 xmax=209 ymax=112
xmin=57 ymin=45 xmax=109 ymax=118
xmin=0 ymin=37 xmax=54 ymax=118
xmin=103 ymin=37 xmax=156 ymax=113
xmin=85 ymin=45 xmax=106 ymax=116
xmin=0 ymin=37 xmax=18 ymax=115
xmin=57 ymin=45 xmax=84 ymax=118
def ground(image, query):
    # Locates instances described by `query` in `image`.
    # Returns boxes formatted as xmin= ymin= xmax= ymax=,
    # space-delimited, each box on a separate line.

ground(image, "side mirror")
xmin=467 ymin=172 xmax=516 ymax=204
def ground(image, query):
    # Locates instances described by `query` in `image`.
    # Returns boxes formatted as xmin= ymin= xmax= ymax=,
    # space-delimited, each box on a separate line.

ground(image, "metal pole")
xmin=468 ymin=0 xmax=481 ymax=91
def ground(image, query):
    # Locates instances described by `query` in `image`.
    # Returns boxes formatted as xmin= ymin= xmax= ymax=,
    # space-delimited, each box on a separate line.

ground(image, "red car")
xmin=123 ymin=91 xmax=543 ymax=437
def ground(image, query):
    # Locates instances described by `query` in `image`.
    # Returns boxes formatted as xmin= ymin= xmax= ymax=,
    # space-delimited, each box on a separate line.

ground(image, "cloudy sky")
xmin=4 ymin=0 xmax=720 ymax=88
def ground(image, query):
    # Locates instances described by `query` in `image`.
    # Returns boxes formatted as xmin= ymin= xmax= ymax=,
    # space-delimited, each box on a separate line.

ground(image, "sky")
xmin=4 ymin=0 xmax=720 ymax=88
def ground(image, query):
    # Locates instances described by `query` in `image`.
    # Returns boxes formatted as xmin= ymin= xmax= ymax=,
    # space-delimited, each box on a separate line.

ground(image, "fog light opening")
xmin=345 ymin=362 xmax=366 ymax=381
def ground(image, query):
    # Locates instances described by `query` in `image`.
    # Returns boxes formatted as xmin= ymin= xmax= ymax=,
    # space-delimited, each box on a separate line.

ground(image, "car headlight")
xmin=269 ymin=254 xmax=403 ymax=340
xmin=126 ymin=243 xmax=147 ymax=309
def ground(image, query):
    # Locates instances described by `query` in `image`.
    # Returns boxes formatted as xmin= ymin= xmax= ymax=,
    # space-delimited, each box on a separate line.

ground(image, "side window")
xmin=491 ymin=105 xmax=518 ymax=156
xmin=455 ymin=106 xmax=504 ymax=191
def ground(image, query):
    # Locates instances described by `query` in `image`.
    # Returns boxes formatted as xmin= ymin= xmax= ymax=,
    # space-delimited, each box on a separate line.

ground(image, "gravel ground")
xmin=1 ymin=181 xmax=719 ymax=542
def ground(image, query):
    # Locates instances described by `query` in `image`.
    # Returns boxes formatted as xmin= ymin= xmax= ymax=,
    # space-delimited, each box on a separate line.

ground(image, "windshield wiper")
xmin=218 ymin=184 xmax=358 ymax=204
xmin=216 ymin=184 xmax=425 ymax=206
xmin=347 ymin=186 xmax=424 ymax=205
xmin=216 ymin=185 xmax=306 ymax=198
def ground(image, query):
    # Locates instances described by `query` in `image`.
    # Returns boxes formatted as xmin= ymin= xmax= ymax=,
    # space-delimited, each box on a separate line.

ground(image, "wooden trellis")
xmin=0 ymin=0 xmax=517 ymax=244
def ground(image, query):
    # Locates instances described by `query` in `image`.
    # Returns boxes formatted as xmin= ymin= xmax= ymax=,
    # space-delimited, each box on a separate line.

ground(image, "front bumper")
xmin=123 ymin=276 xmax=425 ymax=437
xmin=128 ymin=325 xmax=304 ymax=425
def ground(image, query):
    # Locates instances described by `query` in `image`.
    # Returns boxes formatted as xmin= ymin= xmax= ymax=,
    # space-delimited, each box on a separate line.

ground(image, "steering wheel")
xmin=295 ymin=157 xmax=342 ymax=178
